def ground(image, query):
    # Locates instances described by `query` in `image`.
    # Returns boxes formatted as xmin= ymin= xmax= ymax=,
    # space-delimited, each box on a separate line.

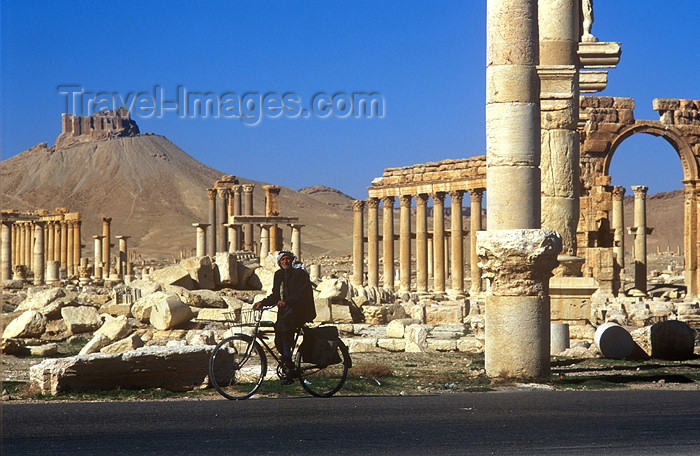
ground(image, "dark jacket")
xmin=260 ymin=267 xmax=316 ymax=325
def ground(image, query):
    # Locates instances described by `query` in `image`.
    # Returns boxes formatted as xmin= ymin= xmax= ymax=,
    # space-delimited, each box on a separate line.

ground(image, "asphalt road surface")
xmin=4 ymin=389 xmax=699 ymax=455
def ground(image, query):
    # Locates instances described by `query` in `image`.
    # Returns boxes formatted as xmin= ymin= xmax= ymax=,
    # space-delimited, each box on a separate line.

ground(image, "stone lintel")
xmin=579 ymin=70 xmax=608 ymax=93
xmin=477 ymin=229 xmax=562 ymax=296
xmin=230 ymin=216 xmax=299 ymax=224
xmin=577 ymin=41 xmax=621 ymax=68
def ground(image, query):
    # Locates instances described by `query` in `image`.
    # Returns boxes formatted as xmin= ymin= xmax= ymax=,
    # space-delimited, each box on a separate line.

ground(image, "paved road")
xmin=4 ymin=389 xmax=699 ymax=455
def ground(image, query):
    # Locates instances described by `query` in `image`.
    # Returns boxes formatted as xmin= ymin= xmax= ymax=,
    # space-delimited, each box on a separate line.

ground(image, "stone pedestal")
xmin=478 ymin=230 xmax=561 ymax=378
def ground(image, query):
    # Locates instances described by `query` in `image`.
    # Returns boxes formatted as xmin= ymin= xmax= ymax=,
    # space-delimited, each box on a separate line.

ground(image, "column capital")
xmin=469 ymin=187 xmax=485 ymax=200
xmin=366 ymin=197 xmax=380 ymax=209
xmin=352 ymin=200 xmax=366 ymax=212
xmin=611 ymin=186 xmax=626 ymax=200
xmin=263 ymin=184 xmax=281 ymax=195
xmin=416 ymin=193 xmax=429 ymax=206
xmin=399 ymin=194 xmax=412 ymax=208
xmin=288 ymin=223 xmax=305 ymax=229
xmin=381 ymin=195 xmax=395 ymax=206
xmin=232 ymin=184 xmax=243 ymax=193
xmin=631 ymin=185 xmax=649 ymax=196
xmin=102 ymin=217 xmax=112 ymax=223
xmin=449 ymin=189 xmax=465 ymax=201
xmin=93 ymin=235 xmax=105 ymax=240
xmin=242 ymin=184 xmax=255 ymax=193
xmin=115 ymin=235 xmax=130 ymax=240
xmin=431 ymin=191 xmax=446 ymax=204
xmin=206 ymin=188 xmax=217 ymax=199
xmin=192 ymin=223 xmax=211 ymax=228
xmin=217 ymin=187 xmax=229 ymax=198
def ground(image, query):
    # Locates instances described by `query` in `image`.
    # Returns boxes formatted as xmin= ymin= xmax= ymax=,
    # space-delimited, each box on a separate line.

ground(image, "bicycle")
xmin=208 ymin=308 xmax=351 ymax=400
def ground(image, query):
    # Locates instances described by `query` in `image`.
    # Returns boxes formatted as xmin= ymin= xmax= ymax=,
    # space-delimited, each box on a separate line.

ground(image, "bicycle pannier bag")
xmin=301 ymin=326 xmax=342 ymax=366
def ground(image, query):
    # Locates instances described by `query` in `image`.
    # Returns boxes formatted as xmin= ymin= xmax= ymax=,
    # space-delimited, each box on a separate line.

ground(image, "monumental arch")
xmin=579 ymin=96 xmax=700 ymax=297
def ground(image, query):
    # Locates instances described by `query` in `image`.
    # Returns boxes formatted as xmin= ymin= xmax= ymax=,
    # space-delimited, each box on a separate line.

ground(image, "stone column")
xmin=93 ymin=235 xmax=104 ymax=278
xmin=538 ymin=0 xmax=580 ymax=259
xmin=629 ymin=186 xmax=652 ymax=294
xmin=73 ymin=219 xmax=82 ymax=275
xmin=46 ymin=221 xmax=55 ymax=262
xmin=17 ymin=223 xmax=25 ymax=267
xmin=1 ymin=221 xmax=12 ymax=281
xmin=469 ymin=188 xmax=485 ymax=295
xmin=399 ymin=194 xmax=412 ymax=292
xmin=102 ymin=217 xmax=112 ymax=273
xmin=228 ymin=224 xmax=241 ymax=253
xmin=232 ymin=185 xmax=243 ymax=250
xmin=116 ymin=235 xmax=130 ymax=278
xmin=481 ymin=0 xmax=561 ymax=379
xmin=682 ymin=181 xmax=697 ymax=298
xmin=352 ymin=200 xmax=365 ymax=287
xmin=264 ymin=185 xmax=282 ymax=251
xmin=33 ymin=221 xmax=45 ymax=285
xmin=11 ymin=223 xmax=18 ymax=269
xmin=243 ymin=185 xmax=255 ymax=251
xmin=611 ymin=186 xmax=626 ymax=270
xmin=53 ymin=222 xmax=61 ymax=264
xmin=450 ymin=190 xmax=465 ymax=295
xmin=67 ymin=221 xmax=75 ymax=276
xmin=24 ymin=222 xmax=32 ymax=270
xmin=367 ymin=198 xmax=380 ymax=288
xmin=416 ymin=193 xmax=429 ymax=293
xmin=290 ymin=224 xmax=303 ymax=260
xmin=382 ymin=196 xmax=395 ymax=292
xmin=216 ymin=187 xmax=229 ymax=253
xmin=206 ymin=188 xmax=217 ymax=257
xmin=60 ymin=220 xmax=68 ymax=273
xmin=193 ymin=223 xmax=209 ymax=257
xmin=259 ymin=224 xmax=272 ymax=260
xmin=432 ymin=192 xmax=446 ymax=293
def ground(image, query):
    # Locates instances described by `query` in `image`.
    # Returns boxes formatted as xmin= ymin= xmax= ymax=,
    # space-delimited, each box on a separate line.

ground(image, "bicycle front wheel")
xmin=296 ymin=340 xmax=350 ymax=397
xmin=209 ymin=334 xmax=267 ymax=400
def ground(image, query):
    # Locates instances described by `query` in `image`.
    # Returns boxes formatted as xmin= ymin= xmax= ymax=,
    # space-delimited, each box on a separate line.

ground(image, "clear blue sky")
xmin=2 ymin=1 xmax=698 ymax=200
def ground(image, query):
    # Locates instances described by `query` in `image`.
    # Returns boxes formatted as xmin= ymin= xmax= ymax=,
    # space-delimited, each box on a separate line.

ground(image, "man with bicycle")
xmin=254 ymin=250 xmax=316 ymax=382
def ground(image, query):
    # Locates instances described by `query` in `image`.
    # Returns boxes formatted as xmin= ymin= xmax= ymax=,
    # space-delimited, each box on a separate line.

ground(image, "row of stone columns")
xmin=206 ymin=184 xmax=255 ymax=256
xmin=193 ymin=221 xmax=304 ymax=260
xmin=353 ymin=189 xmax=485 ymax=295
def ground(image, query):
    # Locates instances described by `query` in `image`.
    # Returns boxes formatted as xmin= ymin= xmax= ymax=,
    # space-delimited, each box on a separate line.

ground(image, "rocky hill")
xmin=1 ymin=134 xmax=354 ymax=259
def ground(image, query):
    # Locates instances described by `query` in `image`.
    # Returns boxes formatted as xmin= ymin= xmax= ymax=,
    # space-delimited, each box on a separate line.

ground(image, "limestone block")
xmin=105 ymin=302 xmax=132 ymax=317
xmin=60 ymin=306 xmax=102 ymax=334
xmin=409 ymin=303 xmax=426 ymax=322
xmin=628 ymin=303 xmax=651 ymax=323
xmin=101 ymin=334 xmax=145 ymax=354
xmin=351 ymin=296 xmax=369 ymax=308
xmin=316 ymin=278 xmax=349 ymax=300
xmin=345 ymin=338 xmax=381 ymax=353
xmin=180 ymin=256 xmax=216 ymax=290
xmin=631 ymin=321 xmax=695 ymax=361
xmin=42 ymin=319 xmax=69 ymax=341
xmin=185 ymin=330 xmax=215 ymax=345
xmin=386 ymin=318 xmax=421 ymax=338
xmin=377 ymin=338 xmax=406 ymax=352
xmin=3 ymin=310 xmax=47 ymax=339
xmin=425 ymin=305 xmax=463 ymax=324
xmin=427 ymin=339 xmax=457 ymax=352
xmin=148 ymin=265 xmax=195 ymax=290
xmin=362 ymin=305 xmax=388 ymax=325
xmin=568 ymin=323 xmax=596 ymax=341
xmin=131 ymin=291 xmax=177 ymax=322
xmin=456 ymin=337 xmax=482 ymax=353
xmin=95 ymin=316 xmax=131 ymax=341
xmin=1 ymin=339 xmax=29 ymax=355
xmin=165 ymin=286 xmax=226 ymax=309
xmin=79 ymin=333 xmax=111 ymax=355
xmin=386 ymin=303 xmax=409 ymax=321
xmin=313 ymin=298 xmax=332 ymax=323
xmin=29 ymin=343 xmax=58 ymax=356
xmin=149 ymin=295 xmax=194 ymax=330
xmin=215 ymin=252 xmax=239 ymax=287
xmin=30 ymin=345 xmax=215 ymax=394
xmin=331 ymin=304 xmax=354 ymax=323
xmin=594 ymin=323 xmax=634 ymax=359
xmin=195 ymin=308 xmax=233 ymax=322
xmin=255 ymin=268 xmax=275 ymax=294
xmin=236 ymin=261 xmax=258 ymax=288
xmin=405 ymin=324 xmax=428 ymax=352
xmin=16 ymin=288 xmax=66 ymax=312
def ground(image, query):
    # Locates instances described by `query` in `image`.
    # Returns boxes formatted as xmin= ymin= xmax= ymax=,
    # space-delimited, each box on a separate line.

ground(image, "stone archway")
xmin=579 ymin=96 xmax=700 ymax=296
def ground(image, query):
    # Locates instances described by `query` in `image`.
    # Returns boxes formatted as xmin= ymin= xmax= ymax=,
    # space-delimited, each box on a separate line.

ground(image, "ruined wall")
xmin=55 ymin=107 xmax=139 ymax=149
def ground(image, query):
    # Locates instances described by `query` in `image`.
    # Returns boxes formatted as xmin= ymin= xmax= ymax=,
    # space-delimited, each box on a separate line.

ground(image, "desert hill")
xmin=1 ymin=134 xmax=354 ymax=259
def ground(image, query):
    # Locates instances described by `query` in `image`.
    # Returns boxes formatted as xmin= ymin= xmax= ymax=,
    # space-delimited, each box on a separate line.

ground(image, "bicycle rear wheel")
xmin=296 ymin=340 xmax=350 ymax=397
xmin=209 ymin=334 xmax=267 ymax=400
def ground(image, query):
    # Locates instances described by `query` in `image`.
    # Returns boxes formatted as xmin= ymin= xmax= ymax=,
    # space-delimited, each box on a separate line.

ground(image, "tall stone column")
xmin=116 ymin=235 xmax=130 ymax=278
xmin=93 ymin=235 xmax=104 ymax=278
xmin=73 ymin=219 xmax=82 ymax=275
xmin=611 ymin=186 xmax=626 ymax=270
xmin=416 ymin=194 xmax=429 ymax=293
xmin=259 ymin=224 xmax=272 ymax=260
xmin=228 ymin=224 xmax=241 ymax=253
xmin=193 ymin=223 xmax=209 ymax=257
xmin=16 ymin=223 xmax=24 ymax=267
xmin=24 ymin=222 xmax=32 ymax=270
xmin=216 ymin=187 xmax=229 ymax=253
xmin=264 ymin=185 xmax=282 ymax=251
xmin=11 ymin=223 xmax=18 ymax=270
xmin=102 ymin=217 xmax=112 ymax=273
xmin=367 ymin=198 xmax=380 ymax=288
xmin=53 ymin=222 xmax=61 ymax=266
xmin=682 ymin=181 xmax=697 ymax=298
xmin=46 ymin=221 xmax=55 ymax=262
xmin=1 ymin=221 xmax=12 ymax=281
xmin=67 ymin=221 xmax=75 ymax=276
xmin=33 ymin=221 xmax=45 ymax=285
xmin=232 ymin=185 xmax=243 ymax=250
xmin=629 ymin=186 xmax=652 ymax=294
xmin=243 ymin=185 xmax=255 ymax=251
xmin=480 ymin=0 xmax=561 ymax=379
xmin=60 ymin=220 xmax=68 ymax=273
xmin=290 ymin=224 xmax=303 ymax=260
xmin=538 ymin=0 xmax=580 ymax=259
xmin=352 ymin=200 xmax=365 ymax=287
xmin=206 ymin=188 xmax=217 ymax=257
xmin=450 ymin=190 xmax=465 ymax=295
xmin=469 ymin=188 xmax=485 ymax=295
xmin=399 ymin=194 xmax=412 ymax=292
xmin=382 ymin=196 xmax=395 ymax=292
xmin=432 ymin=192 xmax=446 ymax=293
